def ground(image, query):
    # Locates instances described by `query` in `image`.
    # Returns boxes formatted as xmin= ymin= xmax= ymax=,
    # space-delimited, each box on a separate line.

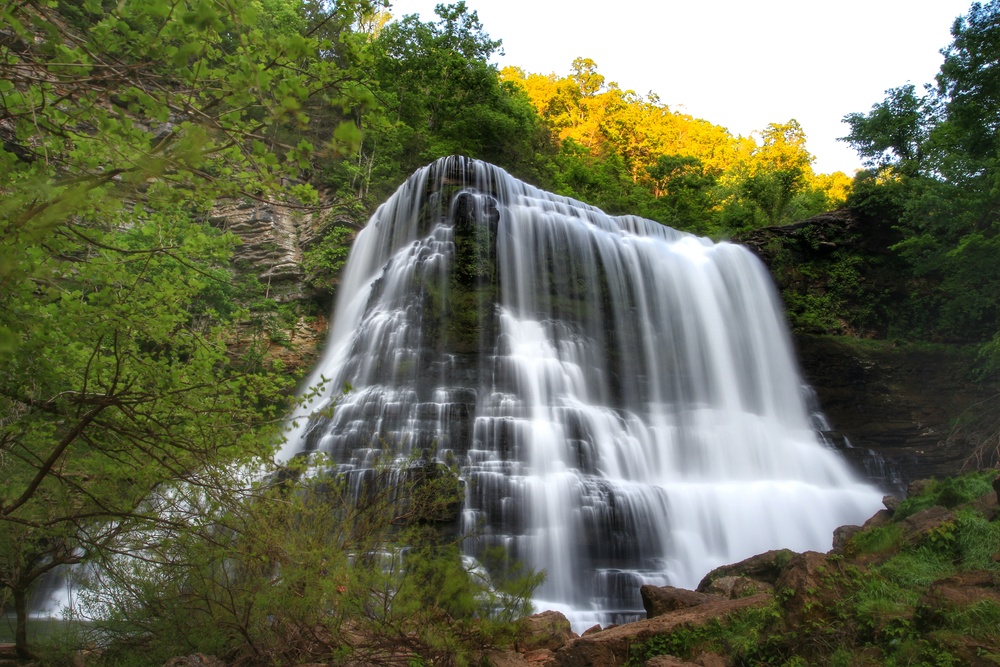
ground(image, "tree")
xmin=80 ymin=454 xmax=540 ymax=665
xmin=726 ymin=120 xmax=817 ymax=228
xmin=841 ymin=1 xmax=1000 ymax=350
xmin=842 ymin=84 xmax=932 ymax=175
xmin=0 ymin=0 xmax=372 ymax=656
xmin=331 ymin=2 xmax=547 ymax=202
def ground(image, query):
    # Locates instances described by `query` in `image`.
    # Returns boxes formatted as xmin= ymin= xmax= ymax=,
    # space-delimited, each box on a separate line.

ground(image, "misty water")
xmin=281 ymin=156 xmax=883 ymax=629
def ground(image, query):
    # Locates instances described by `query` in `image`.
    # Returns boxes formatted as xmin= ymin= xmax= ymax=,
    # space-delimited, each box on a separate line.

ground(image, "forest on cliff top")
xmin=2 ymin=0 xmax=1000 ymax=664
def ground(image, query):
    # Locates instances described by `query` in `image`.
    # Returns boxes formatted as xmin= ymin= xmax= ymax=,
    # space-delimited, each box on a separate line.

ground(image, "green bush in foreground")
xmin=78 ymin=454 xmax=541 ymax=667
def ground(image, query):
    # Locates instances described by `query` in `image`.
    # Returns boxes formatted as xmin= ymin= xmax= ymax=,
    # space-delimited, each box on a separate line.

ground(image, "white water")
xmin=281 ymin=157 xmax=883 ymax=627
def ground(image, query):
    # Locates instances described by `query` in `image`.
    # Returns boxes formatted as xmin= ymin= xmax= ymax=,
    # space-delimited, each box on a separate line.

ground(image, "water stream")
xmin=281 ymin=157 xmax=883 ymax=628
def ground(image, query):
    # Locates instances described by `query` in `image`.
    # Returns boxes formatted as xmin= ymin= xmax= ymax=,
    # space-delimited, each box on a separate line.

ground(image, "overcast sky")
xmin=386 ymin=0 xmax=975 ymax=174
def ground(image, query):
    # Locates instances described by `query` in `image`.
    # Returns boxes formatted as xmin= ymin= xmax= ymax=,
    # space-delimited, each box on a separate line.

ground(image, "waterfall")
xmin=281 ymin=157 xmax=883 ymax=627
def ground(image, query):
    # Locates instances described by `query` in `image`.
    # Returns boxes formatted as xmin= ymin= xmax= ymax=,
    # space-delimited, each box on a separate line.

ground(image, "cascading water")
xmin=281 ymin=156 xmax=883 ymax=628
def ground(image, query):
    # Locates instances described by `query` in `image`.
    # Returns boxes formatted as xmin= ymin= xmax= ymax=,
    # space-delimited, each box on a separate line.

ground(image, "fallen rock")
xmin=902 ymin=506 xmax=955 ymax=542
xmin=862 ymin=508 xmax=894 ymax=529
xmin=691 ymin=653 xmax=726 ymax=667
xmin=517 ymin=610 xmax=578 ymax=652
xmin=918 ymin=570 xmax=1000 ymax=614
xmin=552 ymin=593 xmax=772 ymax=666
xmin=640 ymin=585 xmax=720 ymax=618
xmin=645 ymin=653 xmax=726 ymax=667
xmin=487 ymin=650 xmax=532 ymax=667
xmin=968 ymin=488 xmax=999 ymax=521
xmin=701 ymin=575 xmax=773 ymax=599
xmin=697 ymin=549 xmax=797 ymax=593
xmin=524 ymin=648 xmax=557 ymax=665
xmin=644 ymin=656 xmax=697 ymax=666
xmin=832 ymin=524 xmax=862 ymax=550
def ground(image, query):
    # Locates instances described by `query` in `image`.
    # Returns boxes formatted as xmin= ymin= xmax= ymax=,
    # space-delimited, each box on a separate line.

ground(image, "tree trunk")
xmin=13 ymin=587 xmax=31 ymax=660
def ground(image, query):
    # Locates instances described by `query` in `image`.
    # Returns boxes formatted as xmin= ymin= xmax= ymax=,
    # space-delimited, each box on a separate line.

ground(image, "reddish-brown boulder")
xmin=640 ymin=585 xmax=721 ymax=618
xmin=697 ymin=548 xmax=797 ymax=593
xmin=552 ymin=594 xmax=772 ymax=666
xmin=517 ymin=610 xmax=578 ymax=653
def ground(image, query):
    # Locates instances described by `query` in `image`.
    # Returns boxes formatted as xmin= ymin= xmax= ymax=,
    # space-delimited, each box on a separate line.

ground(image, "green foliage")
xmin=842 ymin=1 xmax=1000 ymax=358
xmin=331 ymin=2 xmax=550 ymax=205
xmin=894 ymin=470 xmax=997 ymax=519
xmin=0 ymin=0 xmax=375 ymax=657
xmin=624 ymin=603 xmax=788 ymax=667
xmin=82 ymin=454 xmax=540 ymax=666
xmin=302 ymin=222 xmax=358 ymax=295
xmin=848 ymin=524 xmax=904 ymax=557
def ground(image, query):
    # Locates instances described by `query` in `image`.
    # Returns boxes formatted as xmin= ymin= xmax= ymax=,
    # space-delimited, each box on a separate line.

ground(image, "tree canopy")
xmin=500 ymin=62 xmax=850 ymax=234
xmin=842 ymin=0 xmax=1000 ymax=366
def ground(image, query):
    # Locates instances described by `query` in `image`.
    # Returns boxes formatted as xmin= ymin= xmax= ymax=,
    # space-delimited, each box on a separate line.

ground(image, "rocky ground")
xmin=492 ymin=474 xmax=1000 ymax=667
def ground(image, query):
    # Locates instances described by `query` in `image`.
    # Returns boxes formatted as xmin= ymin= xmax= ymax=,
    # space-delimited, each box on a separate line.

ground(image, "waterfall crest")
xmin=282 ymin=157 xmax=882 ymax=625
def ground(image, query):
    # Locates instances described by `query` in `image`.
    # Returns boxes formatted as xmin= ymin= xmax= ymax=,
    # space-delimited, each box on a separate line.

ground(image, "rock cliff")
xmin=740 ymin=209 xmax=999 ymax=484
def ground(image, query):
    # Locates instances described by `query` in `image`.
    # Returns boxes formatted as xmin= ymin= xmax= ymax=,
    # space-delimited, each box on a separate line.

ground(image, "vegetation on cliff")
xmin=2 ymin=0 xmax=1000 ymax=664
xmin=840 ymin=1 xmax=1000 ymax=366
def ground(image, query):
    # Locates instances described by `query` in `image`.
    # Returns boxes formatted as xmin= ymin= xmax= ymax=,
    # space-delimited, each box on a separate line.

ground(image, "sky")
xmin=385 ymin=0 xmax=976 ymax=175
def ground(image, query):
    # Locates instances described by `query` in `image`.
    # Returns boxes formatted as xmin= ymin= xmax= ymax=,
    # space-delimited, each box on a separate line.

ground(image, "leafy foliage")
xmin=0 ymin=0 xmax=375 ymax=657
xmin=82 ymin=454 xmax=541 ymax=667
xmin=502 ymin=64 xmax=851 ymax=234
xmin=842 ymin=1 xmax=1000 ymax=359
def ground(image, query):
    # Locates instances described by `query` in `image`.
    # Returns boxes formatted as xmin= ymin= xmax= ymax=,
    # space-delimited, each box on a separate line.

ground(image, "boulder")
xmin=862 ymin=509 xmax=894 ymax=529
xmin=552 ymin=594 xmax=772 ymax=666
xmin=640 ymin=585 xmax=720 ymax=618
xmin=701 ymin=575 xmax=773 ymax=599
xmin=917 ymin=570 xmax=1000 ymax=613
xmin=517 ymin=610 xmax=578 ymax=653
xmin=697 ymin=548 xmax=797 ymax=593
xmin=901 ymin=506 xmax=955 ymax=542
xmin=832 ymin=524 xmax=862 ymax=550
xmin=644 ymin=656 xmax=698 ymax=666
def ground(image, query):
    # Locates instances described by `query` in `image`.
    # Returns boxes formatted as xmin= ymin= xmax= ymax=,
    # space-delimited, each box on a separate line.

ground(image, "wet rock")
xmin=640 ymin=585 xmax=720 ymax=618
xmin=794 ymin=336 xmax=995 ymax=485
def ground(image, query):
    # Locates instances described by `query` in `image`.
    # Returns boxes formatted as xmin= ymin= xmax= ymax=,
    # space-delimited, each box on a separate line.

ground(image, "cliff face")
xmin=739 ymin=209 xmax=999 ymax=484
xmin=222 ymin=194 xmax=996 ymax=484
xmin=795 ymin=335 xmax=995 ymax=484
xmin=212 ymin=197 xmax=361 ymax=381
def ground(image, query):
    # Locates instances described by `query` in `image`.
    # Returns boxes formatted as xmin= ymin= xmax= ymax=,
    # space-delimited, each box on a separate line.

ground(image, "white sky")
xmin=386 ymin=0 xmax=975 ymax=175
